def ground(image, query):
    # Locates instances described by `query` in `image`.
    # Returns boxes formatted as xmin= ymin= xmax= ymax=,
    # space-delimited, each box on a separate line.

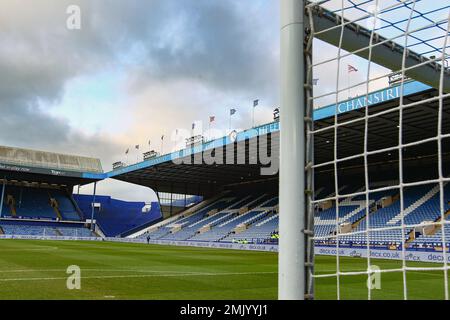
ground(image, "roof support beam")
xmin=310 ymin=5 xmax=450 ymax=92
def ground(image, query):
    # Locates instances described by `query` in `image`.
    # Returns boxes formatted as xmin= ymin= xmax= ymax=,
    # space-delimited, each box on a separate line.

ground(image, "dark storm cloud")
xmin=0 ymin=0 xmax=278 ymax=163
xmin=121 ymin=0 xmax=279 ymax=94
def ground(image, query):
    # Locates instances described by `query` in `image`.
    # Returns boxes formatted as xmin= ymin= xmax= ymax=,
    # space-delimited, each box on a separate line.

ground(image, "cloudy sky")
xmin=0 ymin=0 xmax=282 ymax=200
xmin=1 ymin=0 xmax=445 ymax=201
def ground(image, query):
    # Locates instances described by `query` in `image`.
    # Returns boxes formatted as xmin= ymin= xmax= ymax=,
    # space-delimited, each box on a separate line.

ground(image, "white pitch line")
xmin=0 ymin=271 xmax=277 ymax=282
xmin=0 ymin=247 xmax=59 ymax=251
xmin=0 ymin=268 xmax=202 ymax=274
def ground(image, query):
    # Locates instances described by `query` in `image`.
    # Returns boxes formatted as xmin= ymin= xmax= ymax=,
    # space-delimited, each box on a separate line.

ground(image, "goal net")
xmin=303 ymin=0 xmax=450 ymax=300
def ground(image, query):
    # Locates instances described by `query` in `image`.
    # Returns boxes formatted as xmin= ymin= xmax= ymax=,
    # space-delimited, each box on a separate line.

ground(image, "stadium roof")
xmin=308 ymin=0 xmax=450 ymax=92
xmin=0 ymin=146 xmax=105 ymax=186
xmin=107 ymin=80 xmax=448 ymax=196
xmin=108 ymin=2 xmax=450 ymax=195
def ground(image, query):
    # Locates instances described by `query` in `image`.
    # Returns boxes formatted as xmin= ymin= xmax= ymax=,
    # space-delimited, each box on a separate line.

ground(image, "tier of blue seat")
xmin=410 ymin=225 xmax=450 ymax=247
xmin=317 ymin=205 xmax=360 ymax=220
xmin=317 ymin=184 xmax=450 ymax=247
xmin=140 ymin=193 xmax=279 ymax=242
xmin=49 ymin=189 xmax=80 ymax=221
xmin=0 ymin=220 xmax=96 ymax=237
xmin=150 ymin=196 xmax=246 ymax=241
xmin=0 ymin=185 xmax=80 ymax=221
xmin=142 ymin=182 xmax=450 ymax=248
xmin=226 ymin=214 xmax=279 ymax=242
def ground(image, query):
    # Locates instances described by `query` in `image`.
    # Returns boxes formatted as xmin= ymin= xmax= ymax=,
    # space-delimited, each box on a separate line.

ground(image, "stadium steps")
xmin=351 ymin=212 xmax=367 ymax=229
xmin=187 ymin=212 xmax=236 ymax=238
xmin=387 ymin=184 xmax=445 ymax=225
xmin=217 ymin=231 xmax=235 ymax=242
xmin=240 ymin=209 xmax=273 ymax=228
xmin=166 ymin=195 xmax=233 ymax=227
xmin=341 ymin=186 xmax=365 ymax=203
xmin=129 ymin=191 xmax=230 ymax=238
xmin=7 ymin=195 xmax=16 ymax=217
xmin=188 ymin=209 xmax=236 ymax=228
xmin=54 ymin=228 xmax=63 ymax=236
xmin=405 ymin=229 xmax=416 ymax=244
xmin=351 ymin=199 xmax=389 ymax=229
xmin=208 ymin=212 xmax=235 ymax=227
xmin=314 ymin=202 xmax=367 ymax=226
xmin=414 ymin=207 xmax=450 ymax=241
xmin=256 ymin=213 xmax=278 ymax=227
xmin=259 ymin=196 xmax=279 ymax=209
xmin=69 ymin=193 xmax=84 ymax=220
xmin=436 ymin=207 xmax=450 ymax=224
xmin=217 ymin=210 xmax=257 ymax=228
xmin=221 ymin=210 xmax=275 ymax=241
xmin=225 ymin=195 xmax=252 ymax=210
xmin=338 ymin=202 xmax=369 ymax=224
xmin=242 ymin=194 xmax=268 ymax=210
xmin=153 ymin=229 xmax=172 ymax=240
xmin=49 ymin=193 xmax=63 ymax=220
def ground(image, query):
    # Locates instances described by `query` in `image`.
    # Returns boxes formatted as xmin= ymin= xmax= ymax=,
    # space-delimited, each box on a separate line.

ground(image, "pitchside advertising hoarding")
xmin=3 ymin=234 xmax=448 ymax=264
xmin=315 ymin=246 xmax=450 ymax=264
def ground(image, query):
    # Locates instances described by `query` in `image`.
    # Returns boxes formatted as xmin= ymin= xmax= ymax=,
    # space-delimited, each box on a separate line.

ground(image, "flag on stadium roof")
xmin=135 ymin=145 xmax=139 ymax=150
xmin=125 ymin=148 xmax=129 ymax=154
xmin=230 ymin=108 xmax=237 ymax=116
xmin=209 ymin=116 xmax=215 ymax=123
xmin=348 ymin=64 xmax=358 ymax=73
xmin=253 ymin=99 xmax=259 ymax=107
xmin=192 ymin=123 xmax=195 ymax=130
xmin=161 ymin=135 xmax=164 ymax=140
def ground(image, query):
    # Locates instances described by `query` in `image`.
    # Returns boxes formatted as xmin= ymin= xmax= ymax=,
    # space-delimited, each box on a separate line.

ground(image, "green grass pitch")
xmin=0 ymin=239 xmax=447 ymax=300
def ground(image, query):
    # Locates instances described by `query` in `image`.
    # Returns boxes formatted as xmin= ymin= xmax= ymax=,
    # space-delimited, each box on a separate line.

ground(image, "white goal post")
xmin=279 ymin=0 xmax=450 ymax=300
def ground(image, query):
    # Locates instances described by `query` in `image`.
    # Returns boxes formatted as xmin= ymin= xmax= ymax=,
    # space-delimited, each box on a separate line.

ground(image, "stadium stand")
xmin=1 ymin=184 xmax=81 ymax=221
xmin=138 ymin=193 xmax=278 ymax=243
xmin=316 ymin=183 xmax=450 ymax=249
xmin=0 ymin=145 xmax=105 ymax=238
xmin=130 ymin=179 xmax=450 ymax=251
xmin=0 ymin=74 xmax=448 ymax=258
xmin=74 ymin=195 xmax=162 ymax=237
xmin=0 ymin=220 xmax=96 ymax=238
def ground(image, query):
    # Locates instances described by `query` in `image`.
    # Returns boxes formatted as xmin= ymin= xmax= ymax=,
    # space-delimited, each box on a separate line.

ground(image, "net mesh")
xmin=307 ymin=0 xmax=450 ymax=300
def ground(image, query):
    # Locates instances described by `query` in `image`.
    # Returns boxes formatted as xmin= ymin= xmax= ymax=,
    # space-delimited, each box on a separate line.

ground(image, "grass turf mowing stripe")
xmin=0 ymin=271 xmax=278 ymax=282
xmin=0 ymin=239 xmax=278 ymax=300
xmin=1 ymin=239 xmax=448 ymax=299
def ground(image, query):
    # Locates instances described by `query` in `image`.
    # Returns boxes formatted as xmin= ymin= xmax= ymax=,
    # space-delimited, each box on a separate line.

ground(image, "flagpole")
xmin=252 ymin=104 xmax=255 ymax=128
xmin=348 ymin=70 xmax=350 ymax=99
xmin=252 ymin=100 xmax=258 ymax=128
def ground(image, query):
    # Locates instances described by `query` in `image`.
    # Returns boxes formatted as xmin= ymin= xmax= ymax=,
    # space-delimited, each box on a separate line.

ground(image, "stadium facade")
xmin=1 ymin=79 xmax=448 ymax=265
